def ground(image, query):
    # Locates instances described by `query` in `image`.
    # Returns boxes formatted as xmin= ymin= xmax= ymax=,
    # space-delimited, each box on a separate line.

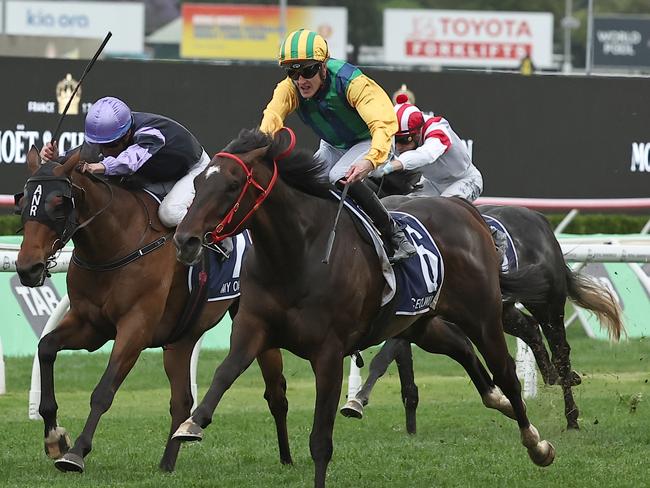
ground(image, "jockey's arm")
xmin=260 ymin=78 xmax=299 ymax=135
xmin=346 ymin=75 xmax=397 ymax=168
xmin=399 ymin=135 xmax=450 ymax=171
xmin=101 ymin=127 xmax=165 ymax=176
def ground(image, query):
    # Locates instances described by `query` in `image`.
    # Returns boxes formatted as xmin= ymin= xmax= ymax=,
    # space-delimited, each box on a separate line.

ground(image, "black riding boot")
xmin=490 ymin=226 xmax=507 ymax=263
xmin=347 ymin=181 xmax=416 ymax=264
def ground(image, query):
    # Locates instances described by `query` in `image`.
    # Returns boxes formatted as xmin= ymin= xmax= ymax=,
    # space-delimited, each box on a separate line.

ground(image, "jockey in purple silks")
xmin=40 ymin=97 xmax=226 ymax=246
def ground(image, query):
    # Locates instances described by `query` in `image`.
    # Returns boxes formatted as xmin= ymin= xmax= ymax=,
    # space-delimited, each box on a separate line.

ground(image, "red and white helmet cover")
xmin=394 ymin=93 xmax=424 ymax=141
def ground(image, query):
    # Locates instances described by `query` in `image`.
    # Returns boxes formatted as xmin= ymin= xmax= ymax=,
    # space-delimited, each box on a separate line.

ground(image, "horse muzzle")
xmin=16 ymin=261 xmax=47 ymax=287
xmin=173 ymin=232 xmax=203 ymax=266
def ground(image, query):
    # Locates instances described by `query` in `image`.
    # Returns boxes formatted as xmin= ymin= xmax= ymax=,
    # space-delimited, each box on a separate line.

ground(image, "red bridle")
xmin=204 ymin=152 xmax=278 ymax=244
xmin=204 ymin=127 xmax=297 ymax=244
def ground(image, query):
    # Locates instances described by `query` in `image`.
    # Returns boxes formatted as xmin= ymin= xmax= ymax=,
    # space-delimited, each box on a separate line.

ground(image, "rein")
xmin=204 ymin=127 xmax=295 ymax=245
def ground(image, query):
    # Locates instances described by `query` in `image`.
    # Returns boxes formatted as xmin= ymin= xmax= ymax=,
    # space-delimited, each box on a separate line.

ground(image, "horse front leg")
xmin=310 ymin=347 xmax=344 ymax=488
xmin=340 ymin=338 xmax=403 ymax=420
xmin=257 ymin=348 xmax=292 ymax=465
xmin=173 ymin=313 xmax=268 ymax=442
xmin=39 ymin=313 xmax=107 ymax=461
xmin=54 ymin=315 xmax=151 ymax=473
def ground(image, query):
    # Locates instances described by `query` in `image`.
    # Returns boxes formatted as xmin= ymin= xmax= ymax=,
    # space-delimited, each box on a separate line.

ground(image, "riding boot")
xmin=347 ymin=181 xmax=416 ymax=264
xmin=490 ymin=226 xmax=507 ymax=265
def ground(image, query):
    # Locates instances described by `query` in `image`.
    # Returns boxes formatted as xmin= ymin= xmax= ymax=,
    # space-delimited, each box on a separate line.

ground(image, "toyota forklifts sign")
xmin=384 ymin=9 xmax=554 ymax=68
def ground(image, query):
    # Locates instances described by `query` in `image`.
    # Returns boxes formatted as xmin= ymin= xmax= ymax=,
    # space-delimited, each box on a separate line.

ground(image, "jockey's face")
xmin=290 ymin=62 xmax=326 ymax=99
xmin=99 ymin=130 xmax=132 ymax=157
xmin=395 ymin=134 xmax=418 ymax=155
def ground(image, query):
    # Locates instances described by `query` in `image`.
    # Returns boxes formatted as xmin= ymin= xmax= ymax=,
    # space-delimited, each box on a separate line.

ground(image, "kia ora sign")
xmin=384 ymin=9 xmax=554 ymax=68
xmin=5 ymin=1 xmax=144 ymax=54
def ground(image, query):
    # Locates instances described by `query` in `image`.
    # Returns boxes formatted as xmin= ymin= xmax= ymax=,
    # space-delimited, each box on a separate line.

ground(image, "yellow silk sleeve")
xmin=346 ymin=75 xmax=397 ymax=167
xmin=260 ymin=78 xmax=299 ymax=135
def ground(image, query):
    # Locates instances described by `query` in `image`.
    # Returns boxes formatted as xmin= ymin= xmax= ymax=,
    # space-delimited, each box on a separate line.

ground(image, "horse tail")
xmin=565 ymin=266 xmax=625 ymax=341
xmin=499 ymin=264 xmax=551 ymax=304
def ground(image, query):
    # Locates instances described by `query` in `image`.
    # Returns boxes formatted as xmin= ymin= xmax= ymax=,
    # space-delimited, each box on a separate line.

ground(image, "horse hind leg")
xmin=340 ymin=338 xmax=404 ymax=420
xmin=257 ymin=348 xmax=293 ymax=465
xmin=502 ymin=304 xmax=558 ymax=385
xmin=463 ymin=312 xmax=555 ymax=467
xmin=38 ymin=315 xmax=106 ymax=461
xmin=527 ymin=302 xmax=580 ymax=430
xmin=416 ymin=318 xmax=515 ymax=420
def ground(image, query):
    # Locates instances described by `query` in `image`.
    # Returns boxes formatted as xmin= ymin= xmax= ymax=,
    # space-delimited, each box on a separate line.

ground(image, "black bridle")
xmin=16 ymin=163 xmax=170 ymax=273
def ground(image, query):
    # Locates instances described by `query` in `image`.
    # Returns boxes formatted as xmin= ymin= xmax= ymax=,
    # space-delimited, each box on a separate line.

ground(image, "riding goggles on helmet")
xmin=285 ymin=62 xmax=322 ymax=80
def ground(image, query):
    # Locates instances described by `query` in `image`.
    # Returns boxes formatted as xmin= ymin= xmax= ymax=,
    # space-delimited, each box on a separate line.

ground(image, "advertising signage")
xmin=384 ymin=9 xmax=554 ymax=68
xmin=4 ymin=1 xmax=145 ymax=55
xmin=593 ymin=16 xmax=650 ymax=69
xmin=181 ymin=3 xmax=347 ymax=61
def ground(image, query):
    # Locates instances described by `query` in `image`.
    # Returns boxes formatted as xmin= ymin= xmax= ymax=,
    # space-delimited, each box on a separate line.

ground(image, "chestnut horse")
xmin=172 ymin=128 xmax=556 ymax=488
xmin=15 ymin=147 xmax=291 ymax=473
xmin=341 ymin=204 xmax=623 ymax=431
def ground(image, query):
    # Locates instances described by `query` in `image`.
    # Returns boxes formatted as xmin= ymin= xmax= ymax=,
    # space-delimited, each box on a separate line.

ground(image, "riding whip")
xmin=52 ymin=31 xmax=113 ymax=142
xmin=322 ymin=182 xmax=350 ymax=264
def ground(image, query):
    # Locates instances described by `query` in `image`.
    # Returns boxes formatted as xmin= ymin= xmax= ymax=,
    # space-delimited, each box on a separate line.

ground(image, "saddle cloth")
xmin=142 ymin=189 xmax=251 ymax=301
xmin=187 ymin=231 xmax=252 ymax=301
xmin=330 ymin=191 xmax=444 ymax=315
xmin=481 ymin=214 xmax=518 ymax=273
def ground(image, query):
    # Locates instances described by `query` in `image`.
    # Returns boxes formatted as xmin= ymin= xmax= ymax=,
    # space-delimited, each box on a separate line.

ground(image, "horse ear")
xmin=247 ymin=145 xmax=270 ymax=162
xmin=27 ymin=145 xmax=41 ymax=174
xmin=268 ymin=127 xmax=296 ymax=161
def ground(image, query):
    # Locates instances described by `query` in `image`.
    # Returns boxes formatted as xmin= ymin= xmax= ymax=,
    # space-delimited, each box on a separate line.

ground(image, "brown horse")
xmin=341 ymin=204 xmax=624 ymax=431
xmin=172 ymin=128 xmax=556 ymax=488
xmin=15 ymin=147 xmax=291 ymax=473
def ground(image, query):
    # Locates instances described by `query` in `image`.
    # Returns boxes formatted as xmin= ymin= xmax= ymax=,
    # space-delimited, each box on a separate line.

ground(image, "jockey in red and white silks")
xmin=379 ymin=94 xmax=483 ymax=202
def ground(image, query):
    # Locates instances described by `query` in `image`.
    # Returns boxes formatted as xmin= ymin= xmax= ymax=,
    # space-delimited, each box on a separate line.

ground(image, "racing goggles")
xmin=395 ymin=133 xmax=417 ymax=145
xmin=285 ymin=62 xmax=322 ymax=80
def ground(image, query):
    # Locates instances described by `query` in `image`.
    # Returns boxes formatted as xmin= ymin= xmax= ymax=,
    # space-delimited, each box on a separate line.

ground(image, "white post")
xmin=346 ymin=359 xmax=362 ymax=401
xmin=0 ymin=337 xmax=6 ymax=395
xmin=29 ymin=294 xmax=70 ymax=420
xmin=189 ymin=333 xmax=205 ymax=412
xmin=515 ymin=338 xmax=537 ymax=399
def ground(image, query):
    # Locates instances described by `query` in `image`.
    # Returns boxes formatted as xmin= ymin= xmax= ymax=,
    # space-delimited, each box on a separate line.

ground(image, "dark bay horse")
xmin=15 ymin=147 xmax=291 ymax=473
xmin=172 ymin=128 xmax=556 ymax=488
xmin=341 ymin=204 xmax=624 ymax=431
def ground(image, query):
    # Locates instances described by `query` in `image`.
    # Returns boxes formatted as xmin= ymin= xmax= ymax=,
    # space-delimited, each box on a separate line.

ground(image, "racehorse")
xmin=172 ymin=128 xmax=556 ymax=488
xmin=340 ymin=203 xmax=624 ymax=431
xmin=15 ymin=147 xmax=291 ymax=473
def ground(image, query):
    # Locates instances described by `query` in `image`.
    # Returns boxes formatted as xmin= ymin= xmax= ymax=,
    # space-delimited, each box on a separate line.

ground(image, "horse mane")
xmin=223 ymin=128 xmax=333 ymax=198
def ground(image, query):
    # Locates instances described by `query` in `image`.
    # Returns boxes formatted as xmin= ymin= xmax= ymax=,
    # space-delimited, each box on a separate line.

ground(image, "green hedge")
xmin=0 ymin=213 xmax=648 ymax=237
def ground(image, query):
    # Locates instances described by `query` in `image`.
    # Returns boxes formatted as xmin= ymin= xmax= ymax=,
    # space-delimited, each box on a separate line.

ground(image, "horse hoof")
xmin=172 ymin=419 xmax=203 ymax=442
xmin=44 ymin=427 xmax=72 ymax=459
xmin=566 ymin=370 xmax=582 ymax=386
xmin=340 ymin=398 xmax=364 ymax=419
xmin=54 ymin=452 xmax=85 ymax=473
xmin=528 ymin=440 xmax=555 ymax=467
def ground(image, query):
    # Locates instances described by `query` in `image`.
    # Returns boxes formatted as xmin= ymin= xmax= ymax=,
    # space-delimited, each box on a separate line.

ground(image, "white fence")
xmin=1 ymin=196 xmax=649 ymax=413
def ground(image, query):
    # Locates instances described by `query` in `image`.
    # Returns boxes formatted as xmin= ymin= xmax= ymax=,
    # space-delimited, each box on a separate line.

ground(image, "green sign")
xmin=0 ymin=236 xmax=232 ymax=357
